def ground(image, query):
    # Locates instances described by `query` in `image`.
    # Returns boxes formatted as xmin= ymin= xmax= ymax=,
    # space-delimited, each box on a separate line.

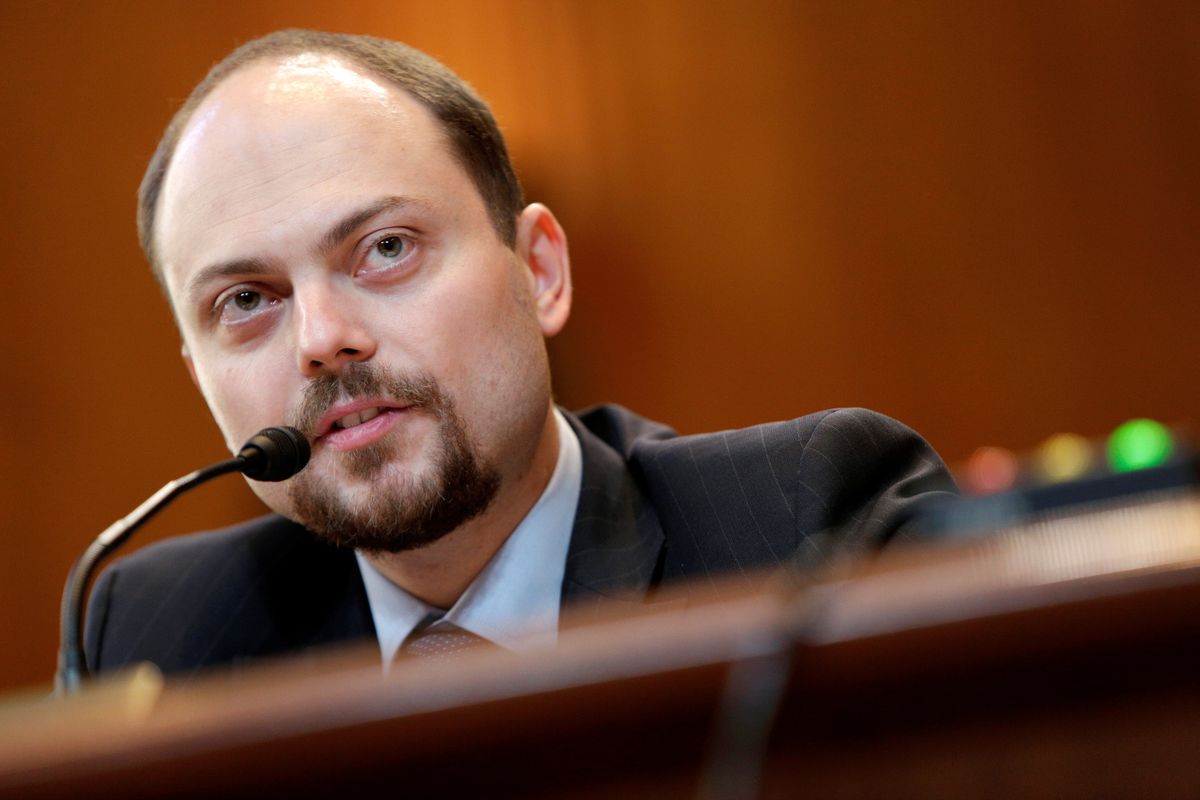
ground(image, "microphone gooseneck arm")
xmin=56 ymin=426 xmax=310 ymax=695
xmin=56 ymin=458 xmax=242 ymax=695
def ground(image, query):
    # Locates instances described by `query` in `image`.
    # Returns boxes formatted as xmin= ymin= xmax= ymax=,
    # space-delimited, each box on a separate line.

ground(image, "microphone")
xmin=55 ymin=426 xmax=311 ymax=695
xmin=237 ymin=425 xmax=310 ymax=481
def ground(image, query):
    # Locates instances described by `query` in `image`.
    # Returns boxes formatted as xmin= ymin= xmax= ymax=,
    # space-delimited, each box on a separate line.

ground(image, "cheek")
xmin=191 ymin=349 xmax=289 ymax=450
xmin=458 ymin=279 xmax=549 ymax=438
xmin=439 ymin=270 xmax=538 ymax=385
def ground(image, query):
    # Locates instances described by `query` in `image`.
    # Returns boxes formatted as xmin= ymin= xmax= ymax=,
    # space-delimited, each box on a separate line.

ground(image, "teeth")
xmin=333 ymin=407 xmax=383 ymax=431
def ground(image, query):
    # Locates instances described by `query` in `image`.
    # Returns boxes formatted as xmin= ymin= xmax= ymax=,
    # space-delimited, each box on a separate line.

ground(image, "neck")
xmin=362 ymin=404 xmax=561 ymax=609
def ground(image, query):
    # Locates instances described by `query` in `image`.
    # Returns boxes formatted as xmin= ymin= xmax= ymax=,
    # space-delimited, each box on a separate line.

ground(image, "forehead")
xmin=155 ymin=54 xmax=476 ymax=297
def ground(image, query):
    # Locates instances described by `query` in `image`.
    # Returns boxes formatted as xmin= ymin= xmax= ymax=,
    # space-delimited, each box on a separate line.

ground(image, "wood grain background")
xmin=1 ymin=0 xmax=1196 ymax=692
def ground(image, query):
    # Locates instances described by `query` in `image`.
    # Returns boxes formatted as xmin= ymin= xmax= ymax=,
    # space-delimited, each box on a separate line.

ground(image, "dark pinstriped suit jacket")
xmin=85 ymin=405 xmax=955 ymax=677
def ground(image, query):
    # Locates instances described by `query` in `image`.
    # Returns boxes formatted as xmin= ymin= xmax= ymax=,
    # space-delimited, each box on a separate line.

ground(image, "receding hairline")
xmin=163 ymin=51 xmax=461 ymax=205
xmin=140 ymin=30 xmax=524 ymax=280
xmin=148 ymin=49 xmax=438 ymax=262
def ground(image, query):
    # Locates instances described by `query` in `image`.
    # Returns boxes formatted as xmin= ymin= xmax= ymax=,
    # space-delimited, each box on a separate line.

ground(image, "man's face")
xmin=155 ymin=54 xmax=564 ymax=548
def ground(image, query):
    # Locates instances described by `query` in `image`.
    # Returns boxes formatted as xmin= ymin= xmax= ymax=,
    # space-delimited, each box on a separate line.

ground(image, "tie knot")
xmin=400 ymin=624 xmax=492 ymax=660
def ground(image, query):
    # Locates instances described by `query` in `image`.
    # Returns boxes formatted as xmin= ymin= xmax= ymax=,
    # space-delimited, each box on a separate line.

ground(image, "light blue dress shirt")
xmin=355 ymin=409 xmax=583 ymax=668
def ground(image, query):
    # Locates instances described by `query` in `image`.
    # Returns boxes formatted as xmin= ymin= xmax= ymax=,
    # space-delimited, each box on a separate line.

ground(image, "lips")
xmin=309 ymin=398 xmax=412 ymax=451
xmin=331 ymin=406 xmax=383 ymax=431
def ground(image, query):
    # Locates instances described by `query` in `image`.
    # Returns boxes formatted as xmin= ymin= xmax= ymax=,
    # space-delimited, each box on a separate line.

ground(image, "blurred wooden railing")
xmin=3 ymin=489 xmax=1200 ymax=798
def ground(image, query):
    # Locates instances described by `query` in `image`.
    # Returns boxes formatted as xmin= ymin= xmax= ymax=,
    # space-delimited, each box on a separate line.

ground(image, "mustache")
xmin=289 ymin=363 xmax=446 ymax=437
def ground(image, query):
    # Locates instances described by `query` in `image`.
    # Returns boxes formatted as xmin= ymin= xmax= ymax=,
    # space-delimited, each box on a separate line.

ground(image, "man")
xmin=85 ymin=30 xmax=955 ymax=677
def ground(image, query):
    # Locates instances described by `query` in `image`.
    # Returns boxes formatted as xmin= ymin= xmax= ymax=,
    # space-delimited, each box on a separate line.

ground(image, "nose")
xmin=293 ymin=283 xmax=377 ymax=377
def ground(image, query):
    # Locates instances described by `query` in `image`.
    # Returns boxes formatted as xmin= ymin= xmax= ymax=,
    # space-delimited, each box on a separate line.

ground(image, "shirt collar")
xmin=355 ymin=408 xmax=583 ymax=667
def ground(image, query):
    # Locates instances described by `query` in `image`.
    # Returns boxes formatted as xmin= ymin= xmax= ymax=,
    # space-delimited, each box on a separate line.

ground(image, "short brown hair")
xmin=138 ymin=29 xmax=524 ymax=275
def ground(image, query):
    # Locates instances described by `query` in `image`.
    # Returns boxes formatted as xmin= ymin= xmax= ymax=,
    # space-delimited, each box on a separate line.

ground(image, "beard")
xmin=285 ymin=364 xmax=501 ymax=553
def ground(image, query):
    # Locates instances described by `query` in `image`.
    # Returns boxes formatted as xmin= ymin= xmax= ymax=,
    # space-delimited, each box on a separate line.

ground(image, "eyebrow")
xmin=317 ymin=195 xmax=417 ymax=255
xmin=184 ymin=257 xmax=271 ymax=309
xmin=183 ymin=195 xmax=423 ymax=307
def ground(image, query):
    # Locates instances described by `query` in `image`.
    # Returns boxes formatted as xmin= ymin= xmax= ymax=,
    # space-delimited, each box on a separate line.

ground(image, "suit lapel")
xmin=304 ymin=546 xmax=376 ymax=647
xmin=560 ymin=411 xmax=666 ymax=613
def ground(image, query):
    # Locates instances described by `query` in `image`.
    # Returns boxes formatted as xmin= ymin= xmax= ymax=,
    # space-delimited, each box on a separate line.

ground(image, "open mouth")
xmin=318 ymin=405 xmax=410 ymax=451
xmin=331 ymin=406 xmax=385 ymax=431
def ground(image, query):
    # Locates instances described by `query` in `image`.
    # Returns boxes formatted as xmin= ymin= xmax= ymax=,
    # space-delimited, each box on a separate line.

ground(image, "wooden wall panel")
xmin=0 ymin=0 xmax=1196 ymax=692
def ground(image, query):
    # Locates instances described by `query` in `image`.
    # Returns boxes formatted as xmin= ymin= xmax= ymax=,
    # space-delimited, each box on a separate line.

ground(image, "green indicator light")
xmin=1107 ymin=418 xmax=1173 ymax=472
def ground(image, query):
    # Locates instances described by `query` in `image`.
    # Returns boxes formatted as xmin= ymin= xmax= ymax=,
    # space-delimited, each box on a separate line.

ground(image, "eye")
xmin=215 ymin=286 xmax=278 ymax=325
xmin=232 ymin=291 xmax=260 ymax=311
xmin=376 ymin=236 xmax=407 ymax=259
xmin=359 ymin=231 xmax=417 ymax=277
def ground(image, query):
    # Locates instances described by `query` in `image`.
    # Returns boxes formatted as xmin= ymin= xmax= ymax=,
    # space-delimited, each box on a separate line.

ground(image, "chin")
xmin=283 ymin=432 xmax=502 ymax=553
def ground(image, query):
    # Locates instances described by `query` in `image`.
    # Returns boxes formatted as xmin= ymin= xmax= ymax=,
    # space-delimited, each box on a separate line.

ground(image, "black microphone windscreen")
xmin=237 ymin=426 xmax=311 ymax=482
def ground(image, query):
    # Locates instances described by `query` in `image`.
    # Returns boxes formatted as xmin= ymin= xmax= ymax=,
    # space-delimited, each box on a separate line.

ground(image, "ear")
xmin=515 ymin=203 xmax=572 ymax=337
xmin=181 ymin=343 xmax=200 ymax=389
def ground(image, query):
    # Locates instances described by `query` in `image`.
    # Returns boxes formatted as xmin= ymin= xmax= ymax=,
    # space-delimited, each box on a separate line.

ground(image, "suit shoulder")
xmin=635 ymin=407 xmax=933 ymax=459
xmin=565 ymin=403 xmax=913 ymax=465
xmin=100 ymin=514 xmax=306 ymax=587
xmin=569 ymin=403 xmax=677 ymax=458
xmin=85 ymin=514 xmax=368 ymax=676
xmin=786 ymin=407 xmax=948 ymax=474
xmin=805 ymin=406 xmax=930 ymax=440
xmin=87 ymin=515 xmax=315 ymax=645
xmin=624 ymin=407 xmax=954 ymax=572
